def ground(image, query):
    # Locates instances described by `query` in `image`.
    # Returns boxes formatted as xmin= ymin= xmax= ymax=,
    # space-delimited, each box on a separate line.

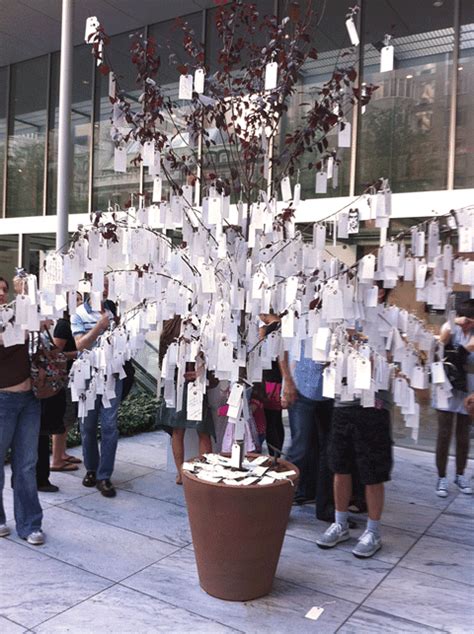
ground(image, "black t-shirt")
xmin=54 ymin=318 xmax=76 ymax=370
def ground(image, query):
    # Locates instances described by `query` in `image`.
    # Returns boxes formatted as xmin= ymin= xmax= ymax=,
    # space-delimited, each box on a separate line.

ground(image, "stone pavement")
xmin=1 ymin=432 xmax=473 ymax=633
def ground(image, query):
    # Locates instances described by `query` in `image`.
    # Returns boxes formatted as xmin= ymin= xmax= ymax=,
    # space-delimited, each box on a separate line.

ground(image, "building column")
xmin=56 ymin=0 xmax=74 ymax=251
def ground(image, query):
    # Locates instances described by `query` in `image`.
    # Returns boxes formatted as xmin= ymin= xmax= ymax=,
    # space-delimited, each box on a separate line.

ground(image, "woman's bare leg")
xmin=172 ymin=428 xmax=186 ymax=484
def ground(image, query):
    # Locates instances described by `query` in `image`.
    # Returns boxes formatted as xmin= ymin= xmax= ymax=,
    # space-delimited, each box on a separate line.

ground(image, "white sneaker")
xmin=436 ymin=477 xmax=449 ymax=498
xmin=352 ymin=529 xmax=382 ymax=559
xmin=454 ymin=474 xmax=473 ymax=495
xmin=25 ymin=530 xmax=45 ymax=546
xmin=316 ymin=522 xmax=350 ymax=549
xmin=0 ymin=524 xmax=10 ymax=537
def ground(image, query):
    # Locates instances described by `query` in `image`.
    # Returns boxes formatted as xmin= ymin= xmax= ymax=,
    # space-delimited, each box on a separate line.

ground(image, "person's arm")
xmin=439 ymin=322 xmax=452 ymax=346
xmin=74 ymin=312 xmax=110 ymax=352
xmin=279 ymin=351 xmax=297 ymax=407
xmin=465 ymin=334 xmax=474 ymax=353
xmin=53 ymin=336 xmax=78 ymax=360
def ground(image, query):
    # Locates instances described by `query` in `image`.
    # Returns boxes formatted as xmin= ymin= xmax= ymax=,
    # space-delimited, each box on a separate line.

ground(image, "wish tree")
xmin=32 ymin=0 xmax=473 ymax=476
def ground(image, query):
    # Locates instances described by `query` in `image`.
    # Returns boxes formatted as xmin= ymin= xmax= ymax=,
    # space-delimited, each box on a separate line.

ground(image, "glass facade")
xmin=48 ymin=46 xmax=93 ymax=215
xmin=6 ymin=56 xmax=48 ymax=217
xmin=455 ymin=0 xmax=474 ymax=188
xmin=0 ymin=0 xmax=472 ymax=219
xmin=357 ymin=0 xmax=455 ymax=193
xmin=93 ymin=30 xmax=144 ymax=211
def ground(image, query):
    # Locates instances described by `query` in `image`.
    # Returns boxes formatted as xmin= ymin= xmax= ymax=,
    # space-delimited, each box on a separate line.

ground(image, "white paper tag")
xmin=345 ymin=17 xmax=359 ymax=46
xmin=338 ymin=122 xmax=351 ymax=148
xmin=114 ymin=146 xmax=127 ymax=173
xmin=264 ymin=61 xmax=278 ymax=90
xmin=380 ymin=45 xmax=394 ymax=73
xmin=85 ymin=16 xmax=99 ymax=42
xmin=179 ymin=74 xmax=193 ymax=100
xmin=187 ymin=383 xmax=203 ymax=421
xmin=194 ymin=68 xmax=205 ymax=94
xmin=280 ymin=176 xmax=292 ymax=202
xmin=305 ymin=607 xmax=325 ymax=621
xmin=152 ymin=177 xmax=162 ymax=203
xmin=431 ymin=362 xmax=446 ymax=384
xmin=315 ymin=171 xmax=328 ymax=194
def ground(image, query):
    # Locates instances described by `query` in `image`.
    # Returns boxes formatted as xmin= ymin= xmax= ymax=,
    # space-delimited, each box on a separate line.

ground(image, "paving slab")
xmin=0 ymin=539 xmax=111 ymax=629
xmin=364 ymin=566 xmax=474 ymax=633
xmin=34 ymin=584 xmax=236 ymax=633
xmin=60 ymin=488 xmax=192 ymax=547
xmin=123 ymin=547 xmax=357 ymax=634
xmin=11 ymin=505 xmax=180 ymax=581
xmin=399 ymin=535 xmax=474 ymax=586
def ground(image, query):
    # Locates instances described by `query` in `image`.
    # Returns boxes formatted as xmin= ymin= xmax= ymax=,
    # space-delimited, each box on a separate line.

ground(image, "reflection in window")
xmin=357 ymin=0 xmax=454 ymax=193
xmin=48 ymin=46 xmax=93 ymax=214
xmin=0 ymin=67 xmax=6 ymax=210
xmin=143 ymin=14 xmax=203 ymax=204
xmin=92 ymin=31 xmax=143 ymax=211
xmin=6 ymin=57 xmax=48 ymax=217
xmin=455 ymin=1 xmax=474 ymax=189
xmin=0 ymin=235 xmax=18 ymax=283
xmin=279 ymin=0 xmax=355 ymax=199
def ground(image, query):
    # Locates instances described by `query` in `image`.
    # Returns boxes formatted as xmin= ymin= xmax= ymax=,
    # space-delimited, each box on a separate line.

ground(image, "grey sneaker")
xmin=352 ymin=529 xmax=382 ymax=558
xmin=316 ymin=522 xmax=350 ymax=549
xmin=0 ymin=523 xmax=10 ymax=538
xmin=454 ymin=474 xmax=472 ymax=495
xmin=25 ymin=530 xmax=45 ymax=546
xmin=436 ymin=477 xmax=449 ymax=498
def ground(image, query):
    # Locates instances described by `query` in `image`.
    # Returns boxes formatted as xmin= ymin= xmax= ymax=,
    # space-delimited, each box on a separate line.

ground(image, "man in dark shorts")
xmin=316 ymin=396 xmax=392 ymax=557
xmin=316 ymin=283 xmax=393 ymax=558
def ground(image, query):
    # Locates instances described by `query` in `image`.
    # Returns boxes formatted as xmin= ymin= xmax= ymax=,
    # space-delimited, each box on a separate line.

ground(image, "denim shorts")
xmin=328 ymin=406 xmax=393 ymax=485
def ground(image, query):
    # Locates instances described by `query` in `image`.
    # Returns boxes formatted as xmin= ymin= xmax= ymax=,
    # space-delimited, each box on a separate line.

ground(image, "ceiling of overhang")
xmin=0 ymin=0 xmax=218 ymax=66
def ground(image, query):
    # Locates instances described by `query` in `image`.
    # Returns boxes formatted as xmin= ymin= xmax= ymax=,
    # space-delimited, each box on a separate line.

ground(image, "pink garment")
xmin=264 ymin=381 xmax=282 ymax=411
xmin=250 ymin=399 xmax=266 ymax=435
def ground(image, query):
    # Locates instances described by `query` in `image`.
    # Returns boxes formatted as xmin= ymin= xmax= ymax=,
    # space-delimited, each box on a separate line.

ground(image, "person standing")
xmin=280 ymin=346 xmax=335 ymax=520
xmin=434 ymin=300 xmax=474 ymax=498
xmin=36 ymin=312 xmax=79 ymax=492
xmin=156 ymin=317 xmax=214 ymax=485
xmin=71 ymin=284 xmax=122 ymax=498
xmin=316 ymin=285 xmax=393 ymax=558
xmin=0 ymin=276 xmax=44 ymax=545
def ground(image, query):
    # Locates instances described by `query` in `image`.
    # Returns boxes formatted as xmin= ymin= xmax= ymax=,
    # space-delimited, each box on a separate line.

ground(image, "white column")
xmin=56 ymin=0 xmax=74 ymax=251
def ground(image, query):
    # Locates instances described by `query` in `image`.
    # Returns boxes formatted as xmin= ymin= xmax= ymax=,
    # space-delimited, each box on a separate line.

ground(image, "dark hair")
xmin=0 ymin=276 xmax=9 ymax=291
xmin=457 ymin=299 xmax=474 ymax=320
xmin=375 ymin=280 xmax=393 ymax=302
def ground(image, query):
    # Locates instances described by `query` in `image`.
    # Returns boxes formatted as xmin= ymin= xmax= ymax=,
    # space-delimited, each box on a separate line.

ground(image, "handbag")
xmin=30 ymin=330 xmax=68 ymax=399
xmin=443 ymin=343 xmax=468 ymax=392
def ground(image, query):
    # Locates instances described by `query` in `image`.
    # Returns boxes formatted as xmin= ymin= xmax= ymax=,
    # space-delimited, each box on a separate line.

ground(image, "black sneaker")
xmin=96 ymin=479 xmax=116 ymax=498
xmin=37 ymin=482 xmax=59 ymax=493
xmin=82 ymin=471 xmax=97 ymax=488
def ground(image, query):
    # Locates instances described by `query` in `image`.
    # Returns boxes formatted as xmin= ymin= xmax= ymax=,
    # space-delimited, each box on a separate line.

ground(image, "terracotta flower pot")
xmin=182 ymin=457 xmax=299 ymax=601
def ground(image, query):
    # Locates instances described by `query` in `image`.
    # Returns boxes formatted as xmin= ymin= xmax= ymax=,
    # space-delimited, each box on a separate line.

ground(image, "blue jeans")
xmin=287 ymin=393 xmax=334 ymax=516
xmin=80 ymin=379 xmax=123 ymax=480
xmin=0 ymin=391 xmax=43 ymax=538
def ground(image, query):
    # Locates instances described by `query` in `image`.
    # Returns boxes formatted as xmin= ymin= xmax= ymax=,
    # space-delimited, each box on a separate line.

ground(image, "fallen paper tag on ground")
xmin=305 ymin=607 xmax=324 ymax=621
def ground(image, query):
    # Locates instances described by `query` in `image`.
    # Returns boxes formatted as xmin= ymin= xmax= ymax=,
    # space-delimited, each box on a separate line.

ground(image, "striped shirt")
xmin=71 ymin=302 xmax=102 ymax=340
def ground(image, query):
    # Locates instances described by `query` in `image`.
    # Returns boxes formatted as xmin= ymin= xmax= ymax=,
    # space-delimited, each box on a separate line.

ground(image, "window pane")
xmin=143 ymin=14 xmax=203 ymax=203
xmin=0 ymin=235 xmax=18 ymax=283
xmin=357 ymin=0 xmax=454 ymax=193
xmin=6 ymin=56 xmax=48 ymax=217
xmin=48 ymin=46 xmax=93 ymax=214
xmin=455 ymin=0 xmax=474 ymax=188
xmin=92 ymin=31 xmax=144 ymax=211
xmin=278 ymin=0 xmax=354 ymax=199
xmin=0 ymin=67 xmax=6 ymax=212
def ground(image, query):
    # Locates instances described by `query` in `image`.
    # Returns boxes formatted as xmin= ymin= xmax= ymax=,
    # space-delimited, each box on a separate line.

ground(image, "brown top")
xmin=0 ymin=342 xmax=30 ymax=389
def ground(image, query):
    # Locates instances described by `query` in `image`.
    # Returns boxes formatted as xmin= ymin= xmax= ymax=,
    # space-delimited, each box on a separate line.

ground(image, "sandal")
xmin=65 ymin=456 xmax=82 ymax=464
xmin=50 ymin=462 xmax=79 ymax=472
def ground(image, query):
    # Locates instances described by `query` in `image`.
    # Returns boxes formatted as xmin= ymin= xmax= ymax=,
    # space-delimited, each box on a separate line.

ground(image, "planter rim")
xmin=182 ymin=457 xmax=299 ymax=490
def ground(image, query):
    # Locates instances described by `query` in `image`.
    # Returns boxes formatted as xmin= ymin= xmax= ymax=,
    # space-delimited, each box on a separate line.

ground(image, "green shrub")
xmin=67 ymin=388 xmax=159 ymax=447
